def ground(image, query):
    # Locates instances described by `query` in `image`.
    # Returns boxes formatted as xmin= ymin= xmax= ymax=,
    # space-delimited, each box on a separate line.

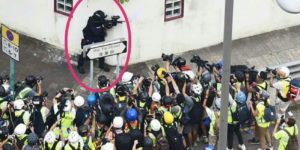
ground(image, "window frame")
xmin=54 ymin=0 xmax=73 ymax=16
xmin=164 ymin=0 xmax=184 ymax=21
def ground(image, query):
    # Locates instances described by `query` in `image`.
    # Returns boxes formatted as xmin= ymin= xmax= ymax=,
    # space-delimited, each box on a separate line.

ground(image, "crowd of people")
xmin=0 ymin=54 xmax=299 ymax=150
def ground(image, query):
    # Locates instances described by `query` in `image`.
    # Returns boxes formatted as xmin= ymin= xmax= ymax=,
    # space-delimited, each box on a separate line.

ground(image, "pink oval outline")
xmin=64 ymin=0 xmax=132 ymax=93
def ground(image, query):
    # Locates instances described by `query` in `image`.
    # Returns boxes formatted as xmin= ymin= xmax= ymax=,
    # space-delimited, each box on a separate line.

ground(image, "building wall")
xmin=1 ymin=0 xmax=300 ymax=65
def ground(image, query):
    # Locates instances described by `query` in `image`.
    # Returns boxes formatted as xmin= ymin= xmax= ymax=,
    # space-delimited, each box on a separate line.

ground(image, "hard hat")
xmin=74 ymin=96 xmax=85 ymax=107
xmin=276 ymin=0 xmax=300 ymax=14
xmin=183 ymin=70 xmax=195 ymax=80
xmin=98 ymin=75 xmax=109 ymax=87
xmin=79 ymin=125 xmax=88 ymax=136
xmin=93 ymin=10 xmax=107 ymax=19
xmin=157 ymin=68 xmax=167 ymax=79
xmin=150 ymin=119 xmax=161 ymax=132
xmin=101 ymin=142 xmax=114 ymax=150
xmin=14 ymin=123 xmax=27 ymax=135
xmin=116 ymin=85 xmax=127 ymax=96
xmin=202 ymin=73 xmax=211 ymax=83
xmin=162 ymin=96 xmax=173 ymax=106
xmin=236 ymin=91 xmax=247 ymax=104
xmin=171 ymin=105 xmax=182 ymax=117
xmin=122 ymin=72 xmax=133 ymax=83
xmin=191 ymin=82 xmax=203 ymax=95
xmin=68 ymin=131 xmax=79 ymax=143
xmin=0 ymin=85 xmax=6 ymax=97
xmin=234 ymin=71 xmax=245 ymax=83
xmin=87 ymin=94 xmax=96 ymax=106
xmin=163 ymin=112 xmax=174 ymax=125
xmin=44 ymin=131 xmax=56 ymax=143
xmin=138 ymin=91 xmax=149 ymax=102
xmin=113 ymin=116 xmax=123 ymax=128
xmin=126 ymin=108 xmax=138 ymax=122
xmin=14 ymin=100 xmax=25 ymax=110
xmin=205 ymin=144 xmax=215 ymax=150
xmin=63 ymin=100 xmax=72 ymax=112
xmin=260 ymin=90 xmax=270 ymax=100
xmin=25 ymin=75 xmax=37 ymax=87
xmin=279 ymin=67 xmax=290 ymax=78
xmin=152 ymin=92 xmax=161 ymax=102
xmin=172 ymin=57 xmax=186 ymax=67
xmin=144 ymin=137 xmax=153 ymax=148
xmin=27 ymin=133 xmax=38 ymax=146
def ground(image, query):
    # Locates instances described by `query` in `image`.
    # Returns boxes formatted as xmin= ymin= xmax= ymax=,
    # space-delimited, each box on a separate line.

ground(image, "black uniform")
xmin=77 ymin=10 xmax=114 ymax=73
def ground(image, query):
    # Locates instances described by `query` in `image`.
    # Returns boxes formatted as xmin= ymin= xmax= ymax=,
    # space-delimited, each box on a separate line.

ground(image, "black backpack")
xmin=14 ymin=111 xmax=25 ymax=125
xmin=115 ymin=132 xmax=132 ymax=150
xmin=283 ymin=127 xmax=298 ymax=150
xmin=230 ymin=103 xmax=250 ymax=124
xmin=15 ymin=135 xmax=27 ymax=150
xmin=263 ymin=105 xmax=276 ymax=122
xmin=164 ymin=125 xmax=184 ymax=150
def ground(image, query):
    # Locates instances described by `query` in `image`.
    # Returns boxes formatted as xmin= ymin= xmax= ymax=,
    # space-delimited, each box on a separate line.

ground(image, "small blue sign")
xmin=6 ymin=31 xmax=14 ymax=41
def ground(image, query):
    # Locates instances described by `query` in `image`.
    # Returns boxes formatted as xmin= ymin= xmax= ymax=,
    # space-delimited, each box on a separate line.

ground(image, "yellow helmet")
xmin=157 ymin=68 xmax=167 ymax=79
xmin=163 ymin=111 xmax=174 ymax=125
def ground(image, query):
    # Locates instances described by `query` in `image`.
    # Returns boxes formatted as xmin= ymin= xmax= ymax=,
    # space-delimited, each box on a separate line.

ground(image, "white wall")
xmin=1 ymin=0 xmax=300 ymax=65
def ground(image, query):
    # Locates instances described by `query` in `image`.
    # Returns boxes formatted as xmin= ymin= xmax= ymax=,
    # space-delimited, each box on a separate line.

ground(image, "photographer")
xmin=77 ymin=10 xmax=123 ymax=74
xmin=13 ymin=100 xmax=31 ymax=126
xmin=52 ymin=88 xmax=76 ymax=139
xmin=15 ymin=75 xmax=42 ymax=100
xmin=269 ymin=67 xmax=291 ymax=118
xmin=273 ymin=117 xmax=298 ymax=150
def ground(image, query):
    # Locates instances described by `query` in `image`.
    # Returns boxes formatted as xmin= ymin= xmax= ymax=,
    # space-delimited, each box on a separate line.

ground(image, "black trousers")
xmin=227 ymin=123 xmax=244 ymax=149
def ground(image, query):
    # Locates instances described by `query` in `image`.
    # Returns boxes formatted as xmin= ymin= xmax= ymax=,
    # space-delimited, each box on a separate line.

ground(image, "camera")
xmin=266 ymin=67 xmax=277 ymax=75
xmin=190 ymin=55 xmax=208 ymax=67
xmin=151 ymin=64 xmax=160 ymax=72
xmin=161 ymin=53 xmax=174 ymax=62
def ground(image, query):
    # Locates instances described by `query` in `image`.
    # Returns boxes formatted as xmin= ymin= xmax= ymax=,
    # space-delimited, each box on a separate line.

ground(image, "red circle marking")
xmin=64 ymin=0 xmax=132 ymax=93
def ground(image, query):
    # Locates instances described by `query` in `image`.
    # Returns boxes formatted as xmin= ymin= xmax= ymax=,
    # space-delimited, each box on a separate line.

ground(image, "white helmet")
xmin=44 ymin=131 xmax=56 ymax=143
xmin=74 ymin=96 xmax=85 ymax=107
xmin=122 ymin=72 xmax=133 ymax=83
xmin=113 ymin=116 xmax=123 ymax=129
xmin=191 ymin=83 xmax=203 ymax=95
xmin=101 ymin=142 xmax=114 ymax=150
xmin=279 ymin=67 xmax=290 ymax=78
xmin=276 ymin=0 xmax=300 ymax=14
xmin=68 ymin=131 xmax=79 ymax=143
xmin=183 ymin=70 xmax=195 ymax=80
xmin=14 ymin=123 xmax=27 ymax=135
xmin=63 ymin=100 xmax=72 ymax=112
xmin=152 ymin=92 xmax=161 ymax=102
xmin=14 ymin=100 xmax=25 ymax=110
xmin=150 ymin=119 xmax=161 ymax=132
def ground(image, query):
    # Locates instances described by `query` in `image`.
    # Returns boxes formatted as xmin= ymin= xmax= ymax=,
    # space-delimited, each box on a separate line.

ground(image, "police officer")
xmin=77 ymin=10 xmax=121 ymax=74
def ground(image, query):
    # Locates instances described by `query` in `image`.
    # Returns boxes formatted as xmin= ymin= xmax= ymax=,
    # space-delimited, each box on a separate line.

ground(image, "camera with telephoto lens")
xmin=161 ymin=53 xmax=174 ymax=62
xmin=266 ymin=67 xmax=277 ymax=75
xmin=151 ymin=64 xmax=160 ymax=72
xmin=190 ymin=55 xmax=208 ymax=67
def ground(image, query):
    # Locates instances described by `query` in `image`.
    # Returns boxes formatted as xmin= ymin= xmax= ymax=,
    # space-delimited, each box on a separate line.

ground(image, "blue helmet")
xmin=126 ymin=108 xmax=138 ymax=122
xmin=236 ymin=91 xmax=246 ymax=104
xmin=87 ymin=94 xmax=96 ymax=106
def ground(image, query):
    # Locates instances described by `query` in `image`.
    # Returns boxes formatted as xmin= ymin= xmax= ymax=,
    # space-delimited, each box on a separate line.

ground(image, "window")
xmin=54 ymin=0 xmax=73 ymax=16
xmin=165 ymin=0 xmax=184 ymax=21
